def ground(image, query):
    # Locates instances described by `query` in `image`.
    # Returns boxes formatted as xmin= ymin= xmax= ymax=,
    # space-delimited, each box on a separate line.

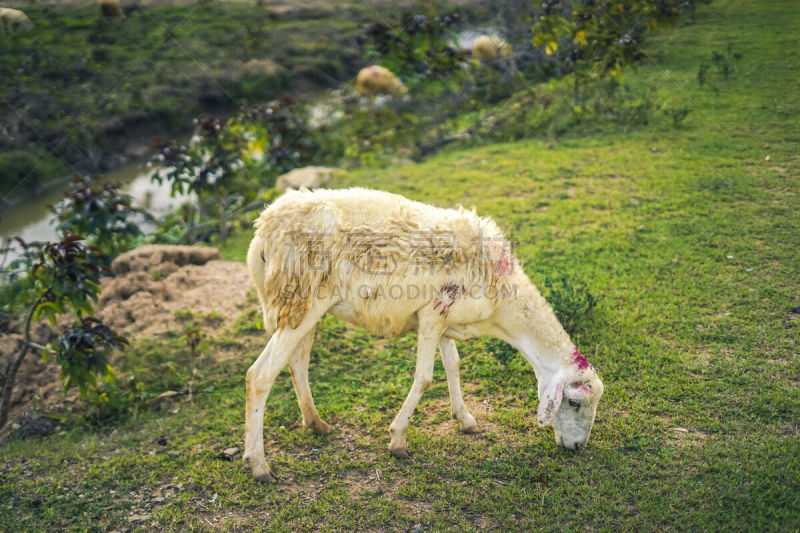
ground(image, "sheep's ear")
xmin=537 ymin=379 xmax=564 ymax=427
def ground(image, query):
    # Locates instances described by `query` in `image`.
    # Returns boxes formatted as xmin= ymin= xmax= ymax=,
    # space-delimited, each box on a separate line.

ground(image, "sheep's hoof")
xmin=461 ymin=424 xmax=482 ymax=434
xmin=307 ymin=419 xmax=333 ymax=435
xmin=254 ymin=470 xmax=278 ymax=484
xmin=389 ymin=446 xmax=410 ymax=459
xmin=244 ymin=455 xmax=278 ymax=483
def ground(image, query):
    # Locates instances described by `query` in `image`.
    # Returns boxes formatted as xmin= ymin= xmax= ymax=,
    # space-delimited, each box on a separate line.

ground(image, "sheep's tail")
xmin=246 ymin=235 xmax=276 ymax=337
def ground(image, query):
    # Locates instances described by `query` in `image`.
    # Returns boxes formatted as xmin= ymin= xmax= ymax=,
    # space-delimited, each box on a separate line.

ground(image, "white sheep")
xmin=0 ymin=8 xmax=33 ymax=34
xmin=472 ymin=35 xmax=512 ymax=61
xmin=98 ymin=0 xmax=124 ymax=18
xmin=244 ymin=187 xmax=604 ymax=482
xmin=355 ymin=65 xmax=407 ymax=97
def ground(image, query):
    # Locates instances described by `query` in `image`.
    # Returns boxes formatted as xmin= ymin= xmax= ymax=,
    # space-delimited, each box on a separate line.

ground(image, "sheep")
xmin=98 ymin=0 xmax=124 ymax=18
xmin=472 ymin=35 xmax=512 ymax=61
xmin=355 ymin=65 xmax=407 ymax=97
xmin=244 ymin=187 xmax=604 ymax=482
xmin=0 ymin=8 xmax=33 ymax=34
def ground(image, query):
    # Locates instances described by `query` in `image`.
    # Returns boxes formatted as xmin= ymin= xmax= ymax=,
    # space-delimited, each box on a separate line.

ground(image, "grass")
xmin=0 ymin=1 xmax=382 ymax=199
xmin=2 ymin=0 xmax=800 ymax=530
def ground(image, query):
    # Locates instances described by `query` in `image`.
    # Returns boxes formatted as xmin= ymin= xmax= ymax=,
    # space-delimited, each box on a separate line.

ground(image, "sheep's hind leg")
xmin=288 ymin=326 xmax=332 ymax=435
xmin=243 ymin=302 xmax=332 ymax=483
xmin=388 ymin=323 xmax=440 ymax=458
xmin=439 ymin=337 xmax=480 ymax=433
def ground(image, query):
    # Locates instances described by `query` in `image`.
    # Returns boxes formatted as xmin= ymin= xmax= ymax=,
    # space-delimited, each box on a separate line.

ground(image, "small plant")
xmin=179 ymin=327 xmax=209 ymax=361
xmin=662 ymin=104 xmax=692 ymax=128
xmin=698 ymin=45 xmax=741 ymax=89
xmin=0 ymin=234 xmax=127 ymax=428
xmin=53 ymin=175 xmax=148 ymax=261
xmin=539 ymin=274 xmax=597 ymax=336
xmin=233 ymin=307 xmax=263 ymax=335
xmin=45 ymin=317 xmax=127 ymax=397
xmin=531 ymin=0 xmax=709 ymax=105
xmin=178 ymin=326 xmax=209 ymax=397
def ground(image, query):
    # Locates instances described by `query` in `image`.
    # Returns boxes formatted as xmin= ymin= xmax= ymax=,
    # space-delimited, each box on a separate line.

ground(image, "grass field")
xmin=0 ymin=0 xmax=380 ymax=199
xmin=1 ymin=0 xmax=799 ymax=530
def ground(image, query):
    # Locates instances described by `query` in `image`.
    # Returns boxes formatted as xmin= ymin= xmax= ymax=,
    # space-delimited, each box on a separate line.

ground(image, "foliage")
xmin=45 ymin=317 xmax=127 ymax=397
xmin=346 ymin=8 xmax=525 ymax=163
xmin=0 ymin=2 xmax=371 ymax=197
xmin=538 ymin=274 xmax=597 ymax=336
xmin=362 ymin=11 xmax=468 ymax=95
xmin=0 ymin=148 xmax=68 ymax=198
xmin=0 ymin=234 xmax=126 ymax=427
xmin=698 ymin=44 xmax=742 ymax=90
xmin=10 ymin=234 xmax=107 ymax=323
xmin=531 ymin=0 xmax=711 ymax=104
xmin=53 ymin=176 xmax=147 ymax=260
xmin=151 ymin=100 xmax=312 ymax=244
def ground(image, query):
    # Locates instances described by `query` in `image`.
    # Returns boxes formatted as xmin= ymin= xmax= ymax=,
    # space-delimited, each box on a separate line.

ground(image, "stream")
xmin=0 ymin=161 xmax=188 ymax=263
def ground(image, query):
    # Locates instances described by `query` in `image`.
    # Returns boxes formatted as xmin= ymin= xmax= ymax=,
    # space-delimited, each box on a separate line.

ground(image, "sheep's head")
xmin=537 ymin=350 xmax=604 ymax=449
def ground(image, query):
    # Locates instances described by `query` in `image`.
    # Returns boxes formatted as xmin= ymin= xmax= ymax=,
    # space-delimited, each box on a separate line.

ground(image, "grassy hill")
xmin=2 ymin=0 xmax=799 ymax=530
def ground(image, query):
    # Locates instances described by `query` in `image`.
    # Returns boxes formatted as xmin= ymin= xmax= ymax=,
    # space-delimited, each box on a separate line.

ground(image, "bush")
xmin=539 ymin=274 xmax=597 ymax=336
xmin=0 ymin=234 xmax=127 ymax=428
xmin=151 ymin=100 xmax=313 ymax=244
xmin=53 ymin=176 xmax=148 ymax=260
xmin=0 ymin=148 xmax=68 ymax=198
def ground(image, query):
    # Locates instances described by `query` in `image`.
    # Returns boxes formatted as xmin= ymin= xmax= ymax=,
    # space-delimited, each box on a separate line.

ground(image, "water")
xmin=0 ymin=161 xmax=188 ymax=263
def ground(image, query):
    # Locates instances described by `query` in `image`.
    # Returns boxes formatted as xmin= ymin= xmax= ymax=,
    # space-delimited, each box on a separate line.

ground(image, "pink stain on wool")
xmin=494 ymin=254 xmax=513 ymax=278
xmin=434 ymin=282 xmax=466 ymax=316
xmin=572 ymin=348 xmax=591 ymax=370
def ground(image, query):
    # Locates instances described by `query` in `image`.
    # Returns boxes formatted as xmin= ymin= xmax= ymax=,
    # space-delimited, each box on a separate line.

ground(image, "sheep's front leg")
xmin=439 ymin=337 xmax=479 ymax=433
xmin=388 ymin=324 xmax=440 ymax=458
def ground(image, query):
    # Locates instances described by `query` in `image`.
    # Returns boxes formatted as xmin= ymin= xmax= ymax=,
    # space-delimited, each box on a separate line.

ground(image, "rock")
xmin=129 ymin=514 xmax=150 ymax=523
xmin=275 ymin=166 xmax=337 ymax=192
xmin=218 ymin=447 xmax=240 ymax=461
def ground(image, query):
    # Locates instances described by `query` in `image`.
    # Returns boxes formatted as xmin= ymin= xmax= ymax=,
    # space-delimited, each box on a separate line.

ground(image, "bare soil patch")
xmin=97 ymin=245 xmax=251 ymax=337
xmin=4 ymin=245 xmax=252 ymax=426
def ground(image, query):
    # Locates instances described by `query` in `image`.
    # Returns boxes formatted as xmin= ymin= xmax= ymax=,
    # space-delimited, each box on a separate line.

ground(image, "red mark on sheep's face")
xmin=570 ymin=381 xmax=592 ymax=394
xmin=433 ymin=282 xmax=466 ymax=316
xmin=572 ymin=348 xmax=591 ymax=370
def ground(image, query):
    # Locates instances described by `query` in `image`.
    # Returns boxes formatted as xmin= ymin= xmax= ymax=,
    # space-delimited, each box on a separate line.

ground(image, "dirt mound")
xmin=110 ymin=244 xmax=222 ymax=277
xmin=97 ymin=245 xmax=252 ymax=337
xmin=2 ymin=245 xmax=255 ymax=428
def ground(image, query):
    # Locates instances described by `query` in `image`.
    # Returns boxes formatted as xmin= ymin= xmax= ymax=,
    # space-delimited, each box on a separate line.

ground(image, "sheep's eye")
xmin=568 ymin=399 xmax=581 ymax=408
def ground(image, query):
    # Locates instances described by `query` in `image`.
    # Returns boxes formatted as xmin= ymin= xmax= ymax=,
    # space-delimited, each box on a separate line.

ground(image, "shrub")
xmin=53 ymin=175 xmax=148 ymax=260
xmin=0 ymin=148 xmax=68 ymax=198
xmin=151 ymin=100 xmax=314 ymax=244
xmin=539 ymin=274 xmax=597 ymax=336
xmin=0 ymin=234 xmax=127 ymax=428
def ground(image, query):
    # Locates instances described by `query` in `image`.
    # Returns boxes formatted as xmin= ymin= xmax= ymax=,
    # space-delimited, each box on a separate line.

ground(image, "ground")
xmin=1 ymin=0 xmax=799 ymax=531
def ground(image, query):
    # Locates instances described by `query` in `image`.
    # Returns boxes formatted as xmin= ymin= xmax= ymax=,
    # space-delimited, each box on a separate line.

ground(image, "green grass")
xmin=0 ymin=1 xmax=373 ymax=198
xmin=2 ymin=0 xmax=800 ymax=530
